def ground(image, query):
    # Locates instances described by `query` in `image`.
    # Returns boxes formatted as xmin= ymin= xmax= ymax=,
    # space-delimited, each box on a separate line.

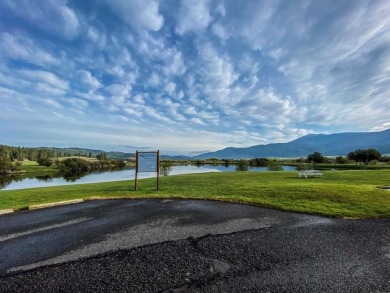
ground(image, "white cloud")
xmin=0 ymin=32 xmax=59 ymax=67
xmin=43 ymin=98 xmax=62 ymax=109
xmin=197 ymin=43 xmax=240 ymax=106
xmin=164 ymin=82 xmax=176 ymax=96
xmin=133 ymin=94 xmax=145 ymax=105
xmin=77 ymin=70 xmax=101 ymax=90
xmin=53 ymin=111 xmax=64 ymax=118
xmin=183 ymin=106 xmax=197 ymax=115
xmin=76 ymin=90 xmax=105 ymax=102
xmin=190 ymin=117 xmax=206 ymax=125
xmin=100 ymin=0 xmax=163 ymax=31
xmin=269 ymin=48 xmax=287 ymax=60
xmin=177 ymin=90 xmax=185 ymax=100
xmin=370 ymin=122 xmax=390 ymax=132
xmin=144 ymin=106 xmax=171 ymax=123
xmin=35 ymin=83 xmax=67 ymax=96
xmin=2 ymin=0 xmax=80 ymax=39
xmin=114 ymin=115 xmax=130 ymax=122
xmin=18 ymin=69 xmax=69 ymax=90
xmin=176 ymin=0 xmax=212 ymax=35
xmin=147 ymin=72 xmax=161 ymax=87
xmin=105 ymin=84 xmax=131 ymax=96
xmin=87 ymin=26 xmax=107 ymax=48
xmin=212 ymin=23 xmax=229 ymax=40
xmin=216 ymin=3 xmax=226 ymax=17
xmin=66 ymin=98 xmax=88 ymax=110
xmin=162 ymin=49 xmax=186 ymax=76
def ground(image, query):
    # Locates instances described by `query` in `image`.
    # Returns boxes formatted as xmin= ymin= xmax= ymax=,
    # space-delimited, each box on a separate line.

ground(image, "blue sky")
xmin=1 ymin=0 xmax=389 ymax=155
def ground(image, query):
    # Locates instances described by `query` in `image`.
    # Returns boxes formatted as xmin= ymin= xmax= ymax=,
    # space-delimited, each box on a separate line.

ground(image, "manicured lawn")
xmin=1 ymin=170 xmax=389 ymax=218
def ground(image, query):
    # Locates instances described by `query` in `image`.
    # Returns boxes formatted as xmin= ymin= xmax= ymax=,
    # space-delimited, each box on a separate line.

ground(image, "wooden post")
xmin=157 ymin=150 xmax=160 ymax=190
xmin=134 ymin=150 xmax=138 ymax=190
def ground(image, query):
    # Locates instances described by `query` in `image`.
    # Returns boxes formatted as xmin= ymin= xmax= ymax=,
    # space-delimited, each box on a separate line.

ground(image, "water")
xmin=0 ymin=165 xmax=296 ymax=191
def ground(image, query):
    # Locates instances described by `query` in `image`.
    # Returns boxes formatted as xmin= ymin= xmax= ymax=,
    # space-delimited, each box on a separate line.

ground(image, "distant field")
xmin=1 ymin=170 xmax=389 ymax=218
xmin=21 ymin=160 xmax=58 ymax=174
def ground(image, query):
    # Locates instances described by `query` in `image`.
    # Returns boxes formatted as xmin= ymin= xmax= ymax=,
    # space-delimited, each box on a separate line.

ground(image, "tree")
xmin=159 ymin=161 xmax=173 ymax=176
xmin=347 ymin=149 xmax=381 ymax=165
xmin=96 ymin=152 xmax=107 ymax=160
xmin=335 ymin=156 xmax=348 ymax=164
xmin=37 ymin=157 xmax=53 ymax=167
xmin=267 ymin=161 xmax=284 ymax=171
xmin=0 ymin=145 xmax=19 ymax=173
xmin=249 ymin=158 xmax=268 ymax=167
xmin=307 ymin=152 xmax=325 ymax=164
xmin=221 ymin=159 xmax=230 ymax=168
xmin=366 ymin=149 xmax=381 ymax=164
xmin=235 ymin=159 xmax=249 ymax=171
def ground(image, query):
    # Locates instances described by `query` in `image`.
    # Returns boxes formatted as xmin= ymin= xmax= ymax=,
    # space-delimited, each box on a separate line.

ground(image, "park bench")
xmin=298 ymin=170 xmax=323 ymax=178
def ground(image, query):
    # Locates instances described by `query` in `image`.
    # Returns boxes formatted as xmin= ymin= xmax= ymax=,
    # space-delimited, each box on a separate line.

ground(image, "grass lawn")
xmin=1 ymin=170 xmax=389 ymax=218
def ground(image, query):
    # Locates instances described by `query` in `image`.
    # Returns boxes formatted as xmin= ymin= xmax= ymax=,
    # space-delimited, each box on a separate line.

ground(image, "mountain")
xmin=194 ymin=129 xmax=390 ymax=159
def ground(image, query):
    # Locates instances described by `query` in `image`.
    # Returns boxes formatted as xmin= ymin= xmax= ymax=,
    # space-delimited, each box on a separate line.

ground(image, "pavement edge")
xmin=0 ymin=199 xmax=84 ymax=215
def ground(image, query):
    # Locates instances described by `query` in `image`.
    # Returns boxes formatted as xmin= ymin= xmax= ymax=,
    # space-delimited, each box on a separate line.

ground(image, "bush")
xmin=297 ymin=163 xmax=312 ymax=171
xmin=235 ymin=159 xmax=249 ymax=171
xmin=57 ymin=158 xmax=90 ymax=173
xmin=267 ymin=161 xmax=284 ymax=171
xmin=249 ymin=158 xmax=268 ymax=167
xmin=110 ymin=160 xmax=126 ymax=168
xmin=307 ymin=152 xmax=325 ymax=164
xmin=335 ymin=156 xmax=348 ymax=164
xmin=0 ymin=157 xmax=17 ymax=173
xmin=37 ymin=157 xmax=53 ymax=167
xmin=193 ymin=160 xmax=204 ymax=167
xmin=160 ymin=161 xmax=173 ymax=176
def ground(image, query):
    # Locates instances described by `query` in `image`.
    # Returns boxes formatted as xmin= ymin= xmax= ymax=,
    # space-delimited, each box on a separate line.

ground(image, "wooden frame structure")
xmin=135 ymin=150 xmax=160 ymax=190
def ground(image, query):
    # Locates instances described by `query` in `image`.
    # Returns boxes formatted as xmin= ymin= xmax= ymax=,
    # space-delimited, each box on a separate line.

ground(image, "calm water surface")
xmin=0 ymin=165 xmax=296 ymax=191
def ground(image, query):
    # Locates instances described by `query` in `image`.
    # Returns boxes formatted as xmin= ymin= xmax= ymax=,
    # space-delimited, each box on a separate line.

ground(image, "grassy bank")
xmin=1 ymin=170 xmax=389 ymax=218
xmin=20 ymin=161 xmax=58 ymax=175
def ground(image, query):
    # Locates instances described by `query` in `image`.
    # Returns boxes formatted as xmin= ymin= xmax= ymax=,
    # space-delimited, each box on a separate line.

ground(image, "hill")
xmin=194 ymin=129 xmax=390 ymax=159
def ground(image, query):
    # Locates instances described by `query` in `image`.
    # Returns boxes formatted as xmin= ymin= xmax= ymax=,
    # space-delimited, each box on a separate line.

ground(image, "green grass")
xmin=1 ymin=170 xmax=390 ymax=218
xmin=21 ymin=161 xmax=58 ymax=174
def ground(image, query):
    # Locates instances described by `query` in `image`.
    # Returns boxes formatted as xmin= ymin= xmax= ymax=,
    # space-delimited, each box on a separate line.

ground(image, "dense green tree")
xmin=37 ymin=157 xmax=53 ymax=167
xmin=221 ymin=159 xmax=230 ymax=168
xmin=0 ymin=145 xmax=20 ymax=173
xmin=347 ymin=149 xmax=381 ymax=165
xmin=249 ymin=158 xmax=269 ymax=167
xmin=307 ymin=152 xmax=325 ymax=164
xmin=335 ymin=156 xmax=348 ymax=164
xmin=379 ymin=156 xmax=390 ymax=163
xmin=235 ymin=159 xmax=249 ymax=171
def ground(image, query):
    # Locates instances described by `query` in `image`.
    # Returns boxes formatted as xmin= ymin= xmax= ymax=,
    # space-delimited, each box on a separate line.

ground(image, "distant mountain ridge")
xmin=194 ymin=129 xmax=390 ymax=159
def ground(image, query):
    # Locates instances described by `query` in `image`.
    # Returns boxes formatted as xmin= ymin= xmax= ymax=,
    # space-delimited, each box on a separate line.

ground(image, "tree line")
xmin=0 ymin=144 xmax=122 ymax=174
xmin=306 ymin=149 xmax=383 ymax=165
xmin=0 ymin=145 xmax=96 ymax=161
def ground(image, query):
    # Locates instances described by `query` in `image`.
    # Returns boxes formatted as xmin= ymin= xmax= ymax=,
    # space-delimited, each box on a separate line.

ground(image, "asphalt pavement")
xmin=0 ymin=199 xmax=389 ymax=292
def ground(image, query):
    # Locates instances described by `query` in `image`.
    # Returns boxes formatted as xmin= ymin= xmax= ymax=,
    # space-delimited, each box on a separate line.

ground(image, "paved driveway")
xmin=0 ymin=199 xmax=389 ymax=292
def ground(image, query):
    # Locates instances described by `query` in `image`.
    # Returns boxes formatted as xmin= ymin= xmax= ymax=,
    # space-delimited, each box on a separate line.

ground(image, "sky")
xmin=1 ymin=0 xmax=390 ymax=156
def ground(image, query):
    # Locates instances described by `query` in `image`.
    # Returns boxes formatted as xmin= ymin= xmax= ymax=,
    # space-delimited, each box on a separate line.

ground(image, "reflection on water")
xmin=0 ymin=165 xmax=296 ymax=191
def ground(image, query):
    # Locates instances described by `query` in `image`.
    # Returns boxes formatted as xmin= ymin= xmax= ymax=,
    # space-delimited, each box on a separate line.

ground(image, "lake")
xmin=0 ymin=164 xmax=296 ymax=191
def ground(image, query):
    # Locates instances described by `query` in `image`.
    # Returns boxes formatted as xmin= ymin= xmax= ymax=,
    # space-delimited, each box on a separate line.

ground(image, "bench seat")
xmin=298 ymin=170 xmax=323 ymax=178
